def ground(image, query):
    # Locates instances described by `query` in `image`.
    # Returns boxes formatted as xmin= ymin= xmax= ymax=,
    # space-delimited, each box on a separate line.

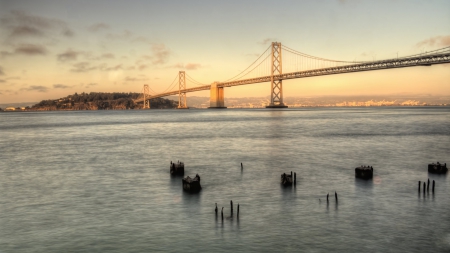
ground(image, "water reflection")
xmin=182 ymin=189 xmax=201 ymax=205
xmin=354 ymin=177 xmax=374 ymax=190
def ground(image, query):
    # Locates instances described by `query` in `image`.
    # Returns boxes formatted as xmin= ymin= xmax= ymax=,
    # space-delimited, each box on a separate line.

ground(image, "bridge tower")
xmin=178 ymin=71 xmax=188 ymax=109
xmin=266 ymin=42 xmax=287 ymax=108
xmin=143 ymin=84 xmax=150 ymax=109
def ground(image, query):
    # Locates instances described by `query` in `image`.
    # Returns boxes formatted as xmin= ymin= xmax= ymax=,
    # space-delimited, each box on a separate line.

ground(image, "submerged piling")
xmin=432 ymin=180 xmax=435 ymax=193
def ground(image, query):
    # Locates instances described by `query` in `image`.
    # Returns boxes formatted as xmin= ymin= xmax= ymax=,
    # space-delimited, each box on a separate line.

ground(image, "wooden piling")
xmin=327 ymin=193 xmax=329 ymax=202
xmin=221 ymin=207 xmax=224 ymax=220
xmin=423 ymin=182 xmax=426 ymax=193
xmin=427 ymin=179 xmax=430 ymax=192
xmin=241 ymin=163 xmax=243 ymax=170
xmin=418 ymin=181 xmax=421 ymax=192
xmin=237 ymin=204 xmax=240 ymax=216
xmin=294 ymin=172 xmax=296 ymax=184
xmin=432 ymin=180 xmax=435 ymax=193
xmin=335 ymin=191 xmax=338 ymax=201
xmin=230 ymin=200 xmax=233 ymax=213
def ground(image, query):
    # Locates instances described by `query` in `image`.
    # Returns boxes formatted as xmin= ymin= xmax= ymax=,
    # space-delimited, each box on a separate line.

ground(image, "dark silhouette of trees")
xmin=30 ymin=92 xmax=177 ymax=110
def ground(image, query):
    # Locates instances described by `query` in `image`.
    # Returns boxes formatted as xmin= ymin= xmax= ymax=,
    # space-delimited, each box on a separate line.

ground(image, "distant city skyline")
xmin=0 ymin=0 xmax=449 ymax=103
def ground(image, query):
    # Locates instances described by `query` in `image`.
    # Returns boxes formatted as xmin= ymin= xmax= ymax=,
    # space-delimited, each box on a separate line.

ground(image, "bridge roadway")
xmin=135 ymin=51 xmax=450 ymax=102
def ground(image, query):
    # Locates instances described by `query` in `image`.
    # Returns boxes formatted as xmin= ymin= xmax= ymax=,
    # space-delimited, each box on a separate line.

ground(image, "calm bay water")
xmin=0 ymin=107 xmax=449 ymax=252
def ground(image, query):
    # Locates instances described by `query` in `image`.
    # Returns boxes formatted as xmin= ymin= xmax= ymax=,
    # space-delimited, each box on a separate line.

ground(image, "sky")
xmin=0 ymin=0 xmax=449 ymax=103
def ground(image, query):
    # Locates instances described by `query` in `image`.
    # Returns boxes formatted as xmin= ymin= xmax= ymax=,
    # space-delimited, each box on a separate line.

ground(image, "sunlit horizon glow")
xmin=0 ymin=0 xmax=449 ymax=103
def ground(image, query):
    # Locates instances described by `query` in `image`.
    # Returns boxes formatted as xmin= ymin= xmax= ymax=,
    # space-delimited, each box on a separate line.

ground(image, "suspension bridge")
xmin=135 ymin=42 xmax=450 ymax=109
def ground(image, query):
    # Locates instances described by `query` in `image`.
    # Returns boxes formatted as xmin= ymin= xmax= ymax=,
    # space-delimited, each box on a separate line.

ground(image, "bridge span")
xmin=135 ymin=42 xmax=450 ymax=109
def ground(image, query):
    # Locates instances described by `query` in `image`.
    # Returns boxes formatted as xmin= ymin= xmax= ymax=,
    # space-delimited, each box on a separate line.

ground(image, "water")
xmin=0 ymin=107 xmax=449 ymax=252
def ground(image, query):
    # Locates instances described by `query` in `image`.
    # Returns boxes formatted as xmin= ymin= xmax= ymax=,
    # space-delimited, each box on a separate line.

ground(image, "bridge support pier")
xmin=208 ymin=83 xmax=226 ymax=109
xmin=266 ymin=42 xmax=288 ymax=108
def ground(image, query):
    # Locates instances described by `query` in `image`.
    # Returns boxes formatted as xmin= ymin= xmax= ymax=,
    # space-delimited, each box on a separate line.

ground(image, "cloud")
xmin=104 ymin=64 xmax=123 ymax=71
xmin=185 ymin=63 xmax=202 ymax=70
xmin=0 ymin=51 xmax=13 ymax=58
xmin=14 ymin=44 xmax=47 ymax=55
xmin=170 ymin=63 xmax=184 ymax=69
xmin=71 ymin=62 xmax=97 ymax=72
xmin=0 ymin=66 xmax=4 ymax=76
xmin=133 ymin=36 xmax=151 ymax=44
xmin=258 ymin=38 xmax=276 ymax=45
xmin=0 ymin=89 xmax=13 ymax=95
xmin=53 ymin=84 xmax=74 ymax=89
xmin=85 ymin=83 xmax=98 ymax=88
xmin=57 ymin=50 xmax=115 ymax=62
xmin=57 ymin=49 xmax=82 ymax=61
xmin=151 ymin=44 xmax=171 ymax=64
xmin=88 ymin=23 xmax=110 ymax=32
xmin=63 ymin=28 xmax=74 ymax=37
xmin=137 ymin=64 xmax=147 ymax=71
xmin=10 ymin=25 xmax=44 ymax=37
xmin=140 ymin=54 xmax=152 ymax=60
xmin=168 ymin=63 xmax=203 ymax=70
xmin=0 ymin=10 xmax=74 ymax=41
xmin=416 ymin=35 xmax=450 ymax=48
xmin=100 ymin=53 xmax=115 ymax=59
xmin=124 ymin=76 xmax=148 ymax=82
xmin=106 ymin=30 xmax=133 ymax=40
xmin=21 ymin=85 xmax=49 ymax=92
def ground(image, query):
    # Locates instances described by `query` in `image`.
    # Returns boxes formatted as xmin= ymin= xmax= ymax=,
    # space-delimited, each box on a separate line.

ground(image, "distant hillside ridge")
xmin=29 ymin=92 xmax=177 ymax=111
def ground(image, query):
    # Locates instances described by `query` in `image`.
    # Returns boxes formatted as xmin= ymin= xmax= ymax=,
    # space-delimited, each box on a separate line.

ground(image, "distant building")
xmin=5 ymin=107 xmax=15 ymax=111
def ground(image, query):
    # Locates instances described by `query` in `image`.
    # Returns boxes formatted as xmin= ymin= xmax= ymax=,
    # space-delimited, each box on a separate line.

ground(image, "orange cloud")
xmin=416 ymin=35 xmax=450 ymax=48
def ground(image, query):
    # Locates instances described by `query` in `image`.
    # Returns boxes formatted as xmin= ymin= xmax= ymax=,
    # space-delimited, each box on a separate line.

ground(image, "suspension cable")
xmin=222 ymin=44 xmax=271 ymax=82
xmin=186 ymin=74 xmax=207 ymax=86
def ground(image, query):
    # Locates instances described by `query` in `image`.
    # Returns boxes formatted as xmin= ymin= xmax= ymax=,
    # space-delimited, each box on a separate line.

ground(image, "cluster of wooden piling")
xmin=325 ymin=192 xmax=338 ymax=203
xmin=169 ymin=160 xmax=445 ymax=220
xmin=216 ymin=200 xmax=240 ymax=221
xmin=418 ymin=178 xmax=435 ymax=194
xmin=281 ymin=171 xmax=296 ymax=186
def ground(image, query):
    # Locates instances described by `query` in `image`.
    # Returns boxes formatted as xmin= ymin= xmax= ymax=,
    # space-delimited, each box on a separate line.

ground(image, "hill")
xmin=28 ymin=92 xmax=177 ymax=111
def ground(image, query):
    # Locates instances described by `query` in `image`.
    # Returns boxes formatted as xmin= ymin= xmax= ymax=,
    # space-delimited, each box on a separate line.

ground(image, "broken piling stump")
xmin=281 ymin=172 xmax=293 ymax=186
xmin=355 ymin=165 xmax=373 ymax=179
xmin=182 ymin=174 xmax=202 ymax=192
xmin=428 ymin=162 xmax=447 ymax=174
xmin=170 ymin=161 xmax=185 ymax=175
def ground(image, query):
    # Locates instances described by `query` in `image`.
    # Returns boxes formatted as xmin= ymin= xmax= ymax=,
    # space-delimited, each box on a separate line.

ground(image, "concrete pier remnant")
xmin=170 ymin=161 xmax=184 ymax=175
xmin=182 ymin=174 xmax=202 ymax=192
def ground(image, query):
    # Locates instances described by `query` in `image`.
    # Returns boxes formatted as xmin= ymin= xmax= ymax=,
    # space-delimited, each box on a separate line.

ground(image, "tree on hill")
xmin=30 ymin=92 xmax=177 ymax=110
